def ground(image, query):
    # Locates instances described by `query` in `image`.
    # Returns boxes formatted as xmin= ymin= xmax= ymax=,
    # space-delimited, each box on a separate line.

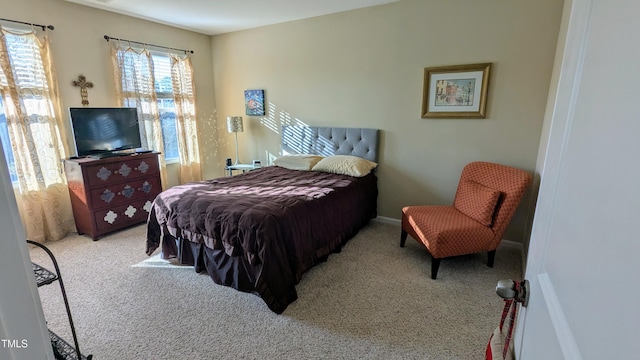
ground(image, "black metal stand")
xmin=28 ymin=240 xmax=93 ymax=360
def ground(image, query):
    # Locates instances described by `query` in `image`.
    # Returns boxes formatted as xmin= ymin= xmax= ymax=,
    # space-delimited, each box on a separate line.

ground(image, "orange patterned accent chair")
xmin=400 ymin=161 xmax=532 ymax=279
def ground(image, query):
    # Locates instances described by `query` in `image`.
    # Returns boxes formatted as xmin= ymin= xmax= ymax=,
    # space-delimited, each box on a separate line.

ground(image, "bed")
xmin=145 ymin=126 xmax=379 ymax=313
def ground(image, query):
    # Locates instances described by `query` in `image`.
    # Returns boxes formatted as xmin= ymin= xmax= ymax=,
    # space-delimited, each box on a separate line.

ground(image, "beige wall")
xmin=1 ymin=0 xmax=219 ymax=184
xmin=2 ymin=0 xmax=564 ymax=243
xmin=212 ymin=0 xmax=564 ymax=242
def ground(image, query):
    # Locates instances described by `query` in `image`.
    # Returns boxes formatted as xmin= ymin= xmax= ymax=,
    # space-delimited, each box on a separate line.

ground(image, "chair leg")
xmin=431 ymin=257 xmax=441 ymax=279
xmin=487 ymin=250 xmax=496 ymax=267
xmin=400 ymin=229 xmax=408 ymax=247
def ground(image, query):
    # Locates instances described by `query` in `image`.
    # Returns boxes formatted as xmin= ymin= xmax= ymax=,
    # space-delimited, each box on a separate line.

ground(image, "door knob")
xmin=496 ymin=279 xmax=530 ymax=307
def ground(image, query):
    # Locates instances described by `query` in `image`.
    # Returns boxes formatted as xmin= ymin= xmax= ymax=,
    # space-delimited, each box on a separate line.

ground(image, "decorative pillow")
xmin=311 ymin=155 xmax=377 ymax=177
xmin=454 ymin=180 xmax=501 ymax=226
xmin=273 ymin=154 xmax=324 ymax=171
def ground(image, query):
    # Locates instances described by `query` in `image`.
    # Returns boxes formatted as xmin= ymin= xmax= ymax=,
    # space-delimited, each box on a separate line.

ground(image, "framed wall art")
xmin=421 ymin=63 xmax=491 ymax=119
xmin=244 ymin=89 xmax=265 ymax=116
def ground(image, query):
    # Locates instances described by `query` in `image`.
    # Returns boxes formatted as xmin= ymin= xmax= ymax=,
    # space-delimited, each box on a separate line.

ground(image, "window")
xmin=114 ymin=47 xmax=196 ymax=166
xmin=0 ymin=28 xmax=78 ymax=241
xmin=0 ymin=30 xmax=52 ymax=184
xmin=0 ymin=97 xmax=18 ymax=182
xmin=153 ymin=54 xmax=178 ymax=161
xmin=119 ymin=53 xmax=179 ymax=161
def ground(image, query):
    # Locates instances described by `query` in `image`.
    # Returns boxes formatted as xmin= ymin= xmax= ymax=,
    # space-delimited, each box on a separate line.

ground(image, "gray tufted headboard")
xmin=281 ymin=126 xmax=380 ymax=163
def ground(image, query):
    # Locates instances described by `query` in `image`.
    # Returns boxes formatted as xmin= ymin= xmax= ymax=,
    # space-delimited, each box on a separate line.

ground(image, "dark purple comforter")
xmin=146 ymin=166 xmax=377 ymax=313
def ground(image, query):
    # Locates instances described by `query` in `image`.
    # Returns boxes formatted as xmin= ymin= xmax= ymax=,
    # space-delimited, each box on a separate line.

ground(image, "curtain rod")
xmin=0 ymin=18 xmax=54 ymax=31
xmin=104 ymin=35 xmax=194 ymax=54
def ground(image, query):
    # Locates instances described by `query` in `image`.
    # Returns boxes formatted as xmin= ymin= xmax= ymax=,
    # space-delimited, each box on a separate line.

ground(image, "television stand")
xmin=63 ymin=152 xmax=162 ymax=240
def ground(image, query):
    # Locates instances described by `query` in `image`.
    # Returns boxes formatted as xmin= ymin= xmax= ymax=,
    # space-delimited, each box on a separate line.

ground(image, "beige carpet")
xmin=28 ymin=221 xmax=521 ymax=359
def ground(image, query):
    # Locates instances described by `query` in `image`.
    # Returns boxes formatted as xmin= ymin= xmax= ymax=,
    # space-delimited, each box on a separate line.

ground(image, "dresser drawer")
xmin=89 ymin=176 xmax=161 ymax=210
xmin=93 ymin=198 xmax=155 ymax=233
xmin=85 ymin=157 xmax=159 ymax=187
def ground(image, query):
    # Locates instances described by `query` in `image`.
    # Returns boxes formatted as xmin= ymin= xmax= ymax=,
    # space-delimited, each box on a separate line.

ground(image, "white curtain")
xmin=111 ymin=43 xmax=204 ymax=186
xmin=170 ymin=55 xmax=201 ymax=183
xmin=0 ymin=27 xmax=75 ymax=242
xmin=110 ymin=44 xmax=168 ymax=189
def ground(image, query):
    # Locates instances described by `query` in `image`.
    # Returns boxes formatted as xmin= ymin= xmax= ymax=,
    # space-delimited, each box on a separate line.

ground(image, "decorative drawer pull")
xmin=104 ymin=210 xmax=117 ymax=224
xmin=119 ymin=164 xmax=132 ymax=177
xmin=96 ymin=167 xmax=111 ymax=181
xmin=121 ymin=185 xmax=135 ymax=198
xmin=100 ymin=189 xmax=115 ymax=203
xmin=138 ymin=161 xmax=149 ymax=173
xmin=124 ymin=205 xmax=137 ymax=218
xmin=140 ymin=181 xmax=152 ymax=194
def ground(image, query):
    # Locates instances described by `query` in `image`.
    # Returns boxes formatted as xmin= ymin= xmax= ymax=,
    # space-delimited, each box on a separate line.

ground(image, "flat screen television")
xmin=69 ymin=107 xmax=142 ymax=157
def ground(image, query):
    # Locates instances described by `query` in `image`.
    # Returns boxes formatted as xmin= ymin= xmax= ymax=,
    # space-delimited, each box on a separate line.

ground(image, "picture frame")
xmin=244 ymin=89 xmax=265 ymax=116
xmin=421 ymin=63 xmax=491 ymax=119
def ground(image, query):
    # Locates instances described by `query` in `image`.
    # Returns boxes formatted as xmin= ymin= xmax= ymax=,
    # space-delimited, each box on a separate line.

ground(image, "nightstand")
xmin=226 ymin=163 xmax=255 ymax=176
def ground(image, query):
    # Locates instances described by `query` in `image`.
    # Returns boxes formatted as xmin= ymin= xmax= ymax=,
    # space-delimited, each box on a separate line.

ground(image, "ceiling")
xmin=64 ymin=0 xmax=398 ymax=36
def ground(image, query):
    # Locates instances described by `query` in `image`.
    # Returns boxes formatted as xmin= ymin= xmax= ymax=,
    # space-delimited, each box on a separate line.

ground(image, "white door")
xmin=0 ymin=140 xmax=54 ymax=357
xmin=515 ymin=0 xmax=640 ymax=358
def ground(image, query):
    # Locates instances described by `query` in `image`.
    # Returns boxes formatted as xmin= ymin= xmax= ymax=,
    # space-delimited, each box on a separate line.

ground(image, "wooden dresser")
xmin=63 ymin=152 xmax=162 ymax=240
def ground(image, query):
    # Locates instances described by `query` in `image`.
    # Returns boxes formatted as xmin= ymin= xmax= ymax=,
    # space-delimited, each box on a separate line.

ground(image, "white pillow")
xmin=311 ymin=155 xmax=377 ymax=177
xmin=273 ymin=154 xmax=324 ymax=171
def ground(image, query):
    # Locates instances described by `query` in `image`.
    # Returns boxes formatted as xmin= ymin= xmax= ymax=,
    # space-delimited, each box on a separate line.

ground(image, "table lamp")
xmin=226 ymin=116 xmax=244 ymax=165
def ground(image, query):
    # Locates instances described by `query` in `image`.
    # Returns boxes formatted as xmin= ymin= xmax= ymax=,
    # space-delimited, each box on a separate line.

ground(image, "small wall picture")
xmin=244 ymin=89 xmax=265 ymax=116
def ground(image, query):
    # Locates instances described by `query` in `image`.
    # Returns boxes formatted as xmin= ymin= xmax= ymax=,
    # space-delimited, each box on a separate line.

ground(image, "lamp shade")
xmin=226 ymin=116 xmax=244 ymax=133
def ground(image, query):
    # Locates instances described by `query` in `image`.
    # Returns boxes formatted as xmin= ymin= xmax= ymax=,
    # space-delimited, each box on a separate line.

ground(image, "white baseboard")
xmin=500 ymin=239 xmax=522 ymax=250
xmin=373 ymin=216 xmax=400 ymax=225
